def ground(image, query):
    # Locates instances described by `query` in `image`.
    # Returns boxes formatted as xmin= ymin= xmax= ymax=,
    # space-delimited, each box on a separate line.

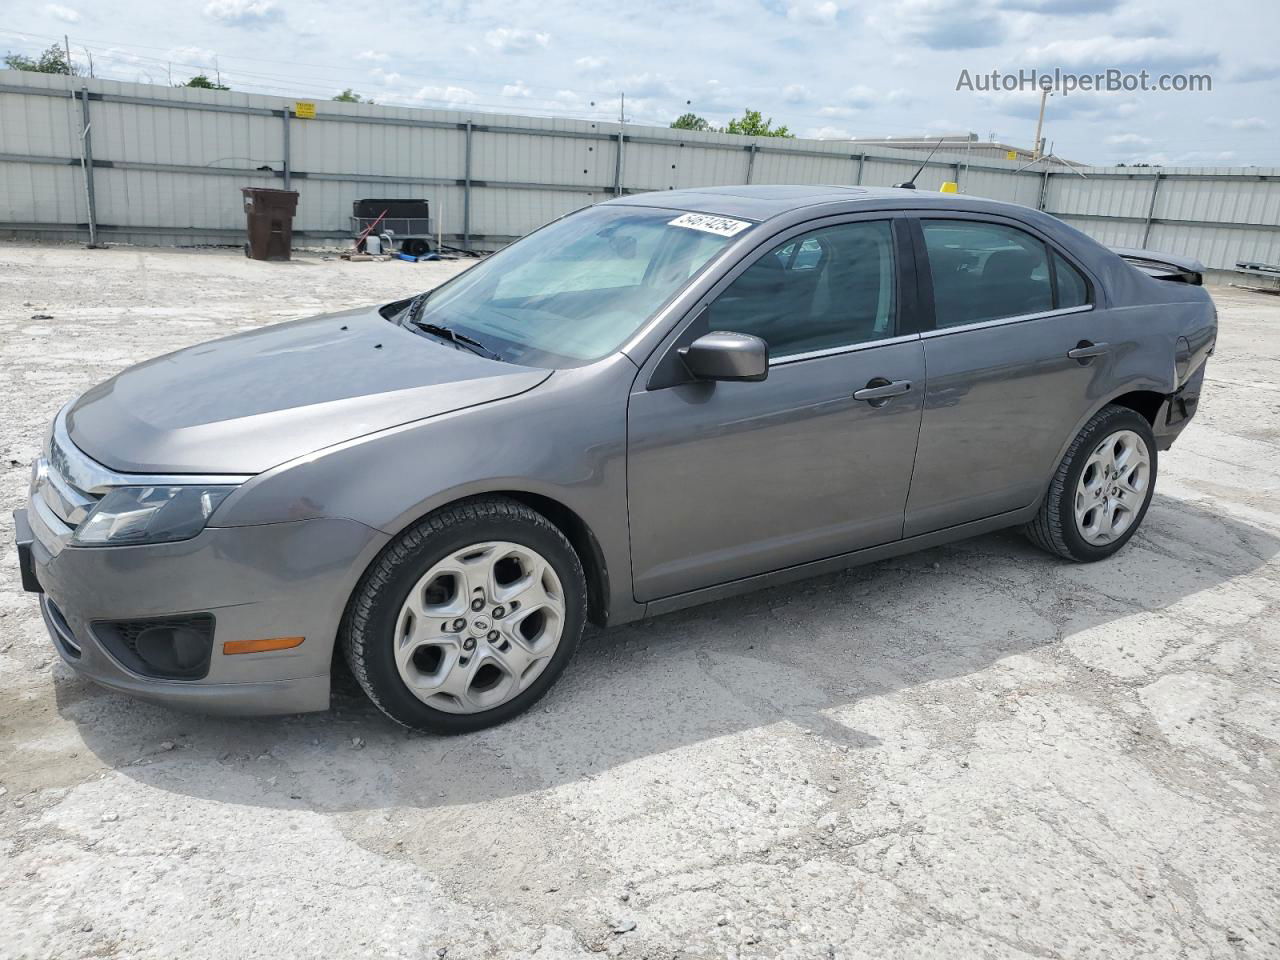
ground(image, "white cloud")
xmin=808 ymin=125 xmax=854 ymax=140
xmin=370 ymin=67 xmax=401 ymax=86
xmin=168 ymin=46 xmax=217 ymax=67
xmin=1025 ymin=36 xmax=1217 ymax=70
xmin=356 ymin=50 xmax=389 ymax=62
xmin=203 ymin=0 xmax=281 ymax=26
xmin=484 ymin=28 xmax=550 ymax=54
xmin=786 ymin=1 xmax=839 ymax=24
xmin=502 ymin=80 xmax=532 ymax=98
xmin=46 ymin=4 xmax=80 ymax=23
xmin=1207 ymin=116 xmax=1269 ymax=131
xmin=817 ymin=85 xmax=882 ymax=117
xmin=872 ymin=0 xmax=1007 ymax=50
xmin=575 ymin=56 xmax=608 ymax=73
xmin=413 ymin=85 xmax=477 ymax=105
xmin=782 ymin=84 xmax=812 ymax=104
xmin=999 ymin=0 xmax=1119 ymax=11
xmin=1105 ymin=132 xmax=1152 ymax=145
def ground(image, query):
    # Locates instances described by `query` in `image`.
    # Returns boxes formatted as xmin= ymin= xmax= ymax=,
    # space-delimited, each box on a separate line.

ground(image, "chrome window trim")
xmin=53 ymin=406 xmax=251 ymax=493
xmin=769 ymin=332 xmax=921 ymax=367
xmin=920 ymin=304 xmax=1094 ymax=339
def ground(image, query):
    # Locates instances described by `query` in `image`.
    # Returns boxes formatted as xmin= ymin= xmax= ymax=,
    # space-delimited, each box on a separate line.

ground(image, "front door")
xmin=903 ymin=214 xmax=1115 ymax=536
xmin=627 ymin=216 xmax=926 ymax=602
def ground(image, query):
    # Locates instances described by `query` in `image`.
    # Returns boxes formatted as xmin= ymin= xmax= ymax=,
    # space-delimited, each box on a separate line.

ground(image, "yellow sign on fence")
xmin=1006 ymin=149 xmax=1018 ymax=160
xmin=294 ymin=101 xmax=316 ymax=119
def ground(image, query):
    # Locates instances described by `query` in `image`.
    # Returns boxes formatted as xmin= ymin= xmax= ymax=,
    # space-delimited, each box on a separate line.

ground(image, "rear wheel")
xmin=341 ymin=498 xmax=587 ymax=733
xmin=1024 ymin=404 xmax=1157 ymax=562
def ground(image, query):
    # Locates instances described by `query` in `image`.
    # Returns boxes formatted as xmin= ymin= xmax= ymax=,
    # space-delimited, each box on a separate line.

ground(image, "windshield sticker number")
xmin=668 ymin=213 xmax=752 ymax=237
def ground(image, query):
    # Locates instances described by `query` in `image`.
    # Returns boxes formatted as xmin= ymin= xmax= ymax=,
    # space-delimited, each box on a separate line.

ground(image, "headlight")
xmin=73 ymin=486 xmax=236 ymax=546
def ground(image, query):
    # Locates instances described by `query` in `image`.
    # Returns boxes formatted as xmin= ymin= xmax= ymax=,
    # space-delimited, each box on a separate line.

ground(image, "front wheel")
xmin=341 ymin=498 xmax=587 ymax=733
xmin=1025 ymin=404 xmax=1158 ymax=562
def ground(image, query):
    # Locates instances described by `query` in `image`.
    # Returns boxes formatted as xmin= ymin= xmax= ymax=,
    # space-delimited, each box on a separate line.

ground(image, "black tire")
xmin=1024 ymin=404 xmax=1158 ymax=562
xmin=403 ymin=238 xmax=431 ymax=257
xmin=341 ymin=497 xmax=587 ymax=734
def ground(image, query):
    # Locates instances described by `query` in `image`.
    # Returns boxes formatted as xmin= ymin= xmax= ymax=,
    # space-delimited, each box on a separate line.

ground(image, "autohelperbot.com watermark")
xmin=956 ymin=68 xmax=1212 ymax=96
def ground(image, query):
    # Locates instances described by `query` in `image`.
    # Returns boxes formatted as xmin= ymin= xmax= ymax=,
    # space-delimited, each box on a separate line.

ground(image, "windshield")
xmin=405 ymin=205 xmax=750 ymax=367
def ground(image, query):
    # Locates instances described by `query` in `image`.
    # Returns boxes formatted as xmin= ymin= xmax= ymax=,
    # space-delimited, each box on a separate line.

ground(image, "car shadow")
xmin=55 ymin=493 xmax=1278 ymax=813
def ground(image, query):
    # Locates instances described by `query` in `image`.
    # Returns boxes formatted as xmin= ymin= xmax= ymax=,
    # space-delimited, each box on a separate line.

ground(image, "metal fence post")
xmin=281 ymin=107 xmax=291 ymax=190
xmin=953 ymin=161 xmax=962 ymax=191
xmin=1141 ymin=173 xmax=1163 ymax=247
xmin=855 ymin=153 xmax=865 ymax=185
xmin=75 ymin=85 xmax=98 ymax=246
xmin=613 ymin=126 xmax=624 ymax=196
xmin=463 ymin=119 xmax=473 ymax=249
xmin=1037 ymin=168 xmax=1051 ymax=211
xmin=745 ymin=143 xmax=757 ymax=184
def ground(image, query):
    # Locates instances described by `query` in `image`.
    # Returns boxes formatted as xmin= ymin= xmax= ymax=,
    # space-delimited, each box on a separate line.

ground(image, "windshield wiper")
xmin=408 ymin=316 xmax=504 ymax=362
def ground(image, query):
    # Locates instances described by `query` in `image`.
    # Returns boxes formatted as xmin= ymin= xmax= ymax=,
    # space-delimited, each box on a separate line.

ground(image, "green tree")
xmin=333 ymin=88 xmax=373 ymax=103
xmin=180 ymin=74 xmax=230 ymax=90
xmin=671 ymin=112 xmax=711 ymax=132
xmin=723 ymin=108 xmax=794 ymax=138
xmin=3 ymin=44 xmax=80 ymax=75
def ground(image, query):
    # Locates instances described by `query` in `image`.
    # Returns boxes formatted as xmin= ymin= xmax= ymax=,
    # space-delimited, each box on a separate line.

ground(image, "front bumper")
xmin=16 ymin=499 xmax=388 ymax=716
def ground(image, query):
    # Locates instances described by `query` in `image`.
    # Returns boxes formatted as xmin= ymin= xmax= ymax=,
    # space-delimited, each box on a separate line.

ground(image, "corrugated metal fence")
xmin=2 ymin=72 xmax=1278 ymax=270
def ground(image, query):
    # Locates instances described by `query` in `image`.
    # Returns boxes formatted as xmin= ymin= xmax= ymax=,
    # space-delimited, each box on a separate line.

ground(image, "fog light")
xmin=136 ymin=626 xmax=208 ymax=673
xmin=93 ymin=614 xmax=215 ymax=681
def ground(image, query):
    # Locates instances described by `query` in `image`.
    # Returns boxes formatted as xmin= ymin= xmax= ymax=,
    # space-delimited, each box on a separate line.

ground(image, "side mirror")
xmin=678 ymin=331 xmax=769 ymax=383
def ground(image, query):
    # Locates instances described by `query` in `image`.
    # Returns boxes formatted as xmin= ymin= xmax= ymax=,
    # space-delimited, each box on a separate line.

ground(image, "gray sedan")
xmin=14 ymin=185 xmax=1216 ymax=733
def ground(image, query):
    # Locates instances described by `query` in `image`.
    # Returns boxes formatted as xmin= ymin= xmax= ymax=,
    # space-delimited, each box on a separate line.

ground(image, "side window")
xmin=707 ymin=220 xmax=896 ymax=358
xmin=1053 ymin=250 xmax=1090 ymax=308
xmin=921 ymin=220 xmax=1053 ymax=328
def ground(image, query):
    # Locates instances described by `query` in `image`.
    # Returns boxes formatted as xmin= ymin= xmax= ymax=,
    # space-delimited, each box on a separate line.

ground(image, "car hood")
xmin=66 ymin=305 xmax=551 ymax=474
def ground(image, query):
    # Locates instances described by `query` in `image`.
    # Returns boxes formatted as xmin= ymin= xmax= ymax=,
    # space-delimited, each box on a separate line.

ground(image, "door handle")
xmin=1067 ymin=340 xmax=1110 ymax=362
xmin=853 ymin=378 xmax=912 ymax=406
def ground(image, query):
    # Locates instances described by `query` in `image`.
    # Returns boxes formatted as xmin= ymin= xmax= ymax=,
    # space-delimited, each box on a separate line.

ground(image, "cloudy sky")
xmin=4 ymin=0 xmax=1276 ymax=165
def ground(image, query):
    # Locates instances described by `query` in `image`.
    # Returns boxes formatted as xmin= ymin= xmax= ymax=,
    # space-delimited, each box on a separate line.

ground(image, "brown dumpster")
xmin=241 ymin=187 xmax=299 ymax=261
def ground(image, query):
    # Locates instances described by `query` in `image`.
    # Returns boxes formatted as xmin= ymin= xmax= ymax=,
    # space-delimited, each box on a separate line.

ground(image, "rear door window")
xmin=921 ymin=220 xmax=1053 ymax=328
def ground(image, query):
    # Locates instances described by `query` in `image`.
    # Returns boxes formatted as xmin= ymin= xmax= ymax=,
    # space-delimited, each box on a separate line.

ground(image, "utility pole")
xmin=1032 ymin=88 xmax=1048 ymax=160
xmin=63 ymin=34 xmax=72 ymax=75
xmin=614 ymin=91 xmax=626 ymax=197
xmin=83 ymin=47 xmax=94 ymax=78
xmin=215 ymin=55 xmax=221 ymax=88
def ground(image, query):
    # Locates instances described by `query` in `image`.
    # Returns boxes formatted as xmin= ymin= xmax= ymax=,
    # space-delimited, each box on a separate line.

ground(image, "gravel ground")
xmin=1 ymin=244 xmax=1278 ymax=960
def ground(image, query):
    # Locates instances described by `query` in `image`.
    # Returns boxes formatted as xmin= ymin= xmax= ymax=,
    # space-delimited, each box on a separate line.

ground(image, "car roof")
xmin=606 ymin=184 xmax=1018 ymax=223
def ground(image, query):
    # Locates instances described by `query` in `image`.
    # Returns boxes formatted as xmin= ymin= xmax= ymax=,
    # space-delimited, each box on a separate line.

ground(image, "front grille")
xmin=93 ymin=615 xmax=216 ymax=680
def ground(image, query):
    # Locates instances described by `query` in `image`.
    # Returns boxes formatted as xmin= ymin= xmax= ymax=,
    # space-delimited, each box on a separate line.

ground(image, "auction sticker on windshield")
xmin=668 ymin=212 xmax=752 ymax=237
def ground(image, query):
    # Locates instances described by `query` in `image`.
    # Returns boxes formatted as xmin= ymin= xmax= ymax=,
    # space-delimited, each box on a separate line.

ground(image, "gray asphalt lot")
xmin=1 ymin=244 xmax=1278 ymax=959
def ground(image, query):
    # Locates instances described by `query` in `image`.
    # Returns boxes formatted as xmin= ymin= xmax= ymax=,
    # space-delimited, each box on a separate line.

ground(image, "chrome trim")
xmin=769 ymin=332 xmax=921 ymax=367
xmin=42 ymin=460 xmax=95 ymax=525
xmin=53 ymin=406 xmax=251 ymax=493
xmin=31 ymin=485 xmax=73 ymax=539
xmin=919 ymin=304 xmax=1094 ymax=339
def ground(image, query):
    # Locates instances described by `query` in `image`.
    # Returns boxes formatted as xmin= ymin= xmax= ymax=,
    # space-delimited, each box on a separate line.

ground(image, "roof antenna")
xmin=894 ymin=137 xmax=946 ymax=189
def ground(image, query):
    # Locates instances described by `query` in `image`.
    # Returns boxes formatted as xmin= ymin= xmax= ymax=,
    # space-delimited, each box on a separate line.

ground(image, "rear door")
xmin=903 ymin=214 xmax=1116 ymax=537
xmin=627 ymin=214 xmax=926 ymax=602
